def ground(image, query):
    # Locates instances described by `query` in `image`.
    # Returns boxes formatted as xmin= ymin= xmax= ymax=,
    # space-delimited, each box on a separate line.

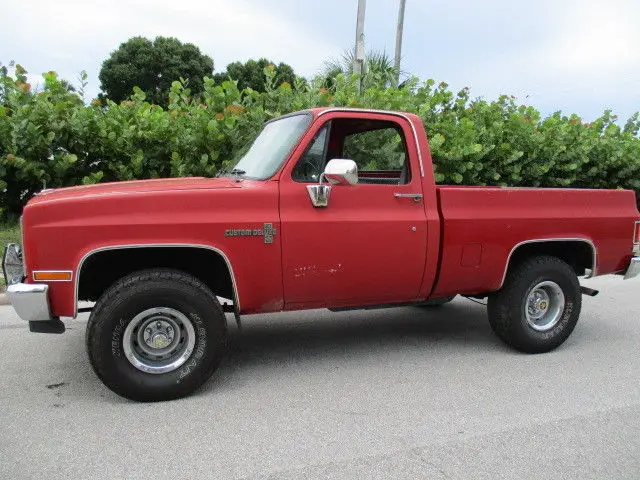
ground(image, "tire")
xmin=418 ymin=296 xmax=456 ymax=307
xmin=487 ymin=255 xmax=581 ymax=353
xmin=86 ymin=269 xmax=227 ymax=401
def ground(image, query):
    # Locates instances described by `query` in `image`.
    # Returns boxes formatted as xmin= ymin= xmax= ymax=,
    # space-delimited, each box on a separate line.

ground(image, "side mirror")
xmin=323 ymin=159 xmax=359 ymax=185
xmin=307 ymin=159 xmax=358 ymax=208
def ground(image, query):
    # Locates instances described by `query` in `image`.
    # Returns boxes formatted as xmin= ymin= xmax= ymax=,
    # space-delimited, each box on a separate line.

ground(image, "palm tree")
xmin=321 ymin=49 xmax=404 ymax=90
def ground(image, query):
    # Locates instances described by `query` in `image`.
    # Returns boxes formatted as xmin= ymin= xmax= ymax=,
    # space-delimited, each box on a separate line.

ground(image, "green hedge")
xmin=1 ymin=64 xmax=639 ymax=220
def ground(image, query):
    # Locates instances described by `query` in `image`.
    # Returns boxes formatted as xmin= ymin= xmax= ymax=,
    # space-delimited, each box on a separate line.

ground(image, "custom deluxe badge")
xmin=224 ymin=223 xmax=276 ymax=244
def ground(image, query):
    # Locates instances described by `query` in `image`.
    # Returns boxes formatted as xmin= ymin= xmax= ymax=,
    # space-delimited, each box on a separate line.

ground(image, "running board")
xmin=329 ymin=301 xmax=426 ymax=312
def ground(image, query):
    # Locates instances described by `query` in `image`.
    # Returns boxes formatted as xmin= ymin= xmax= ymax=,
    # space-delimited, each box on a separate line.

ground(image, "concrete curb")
xmin=0 ymin=286 xmax=9 ymax=306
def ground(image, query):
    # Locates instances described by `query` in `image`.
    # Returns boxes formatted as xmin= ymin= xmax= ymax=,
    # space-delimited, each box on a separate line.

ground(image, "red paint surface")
xmin=19 ymin=108 xmax=640 ymax=318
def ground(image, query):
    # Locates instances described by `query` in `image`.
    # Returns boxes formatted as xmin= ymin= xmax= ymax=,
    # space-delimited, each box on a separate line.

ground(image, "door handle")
xmin=393 ymin=193 xmax=423 ymax=202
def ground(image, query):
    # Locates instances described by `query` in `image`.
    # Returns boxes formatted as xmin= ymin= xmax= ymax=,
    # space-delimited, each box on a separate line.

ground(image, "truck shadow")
xmin=202 ymin=299 xmax=510 ymax=394
xmin=60 ymin=297 xmax=600 ymax=402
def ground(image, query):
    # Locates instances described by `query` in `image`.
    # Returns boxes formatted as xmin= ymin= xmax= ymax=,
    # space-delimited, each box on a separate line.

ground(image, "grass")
xmin=0 ymin=223 xmax=21 ymax=246
xmin=0 ymin=223 xmax=21 ymax=286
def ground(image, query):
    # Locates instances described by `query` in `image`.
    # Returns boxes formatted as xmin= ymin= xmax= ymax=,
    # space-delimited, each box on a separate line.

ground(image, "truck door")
xmin=279 ymin=111 xmax=428 ymax=309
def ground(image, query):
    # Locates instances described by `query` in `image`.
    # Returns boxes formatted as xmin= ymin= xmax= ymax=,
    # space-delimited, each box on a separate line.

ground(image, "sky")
xmin=2 ymin=0 xmax=639 ymax=121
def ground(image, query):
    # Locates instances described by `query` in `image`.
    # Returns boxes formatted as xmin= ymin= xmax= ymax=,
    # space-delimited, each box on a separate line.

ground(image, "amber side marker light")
xmin=634 ymin=221 xmax=640 ymax=254
xmin=33 ymin=271 xmax=73 ymax=282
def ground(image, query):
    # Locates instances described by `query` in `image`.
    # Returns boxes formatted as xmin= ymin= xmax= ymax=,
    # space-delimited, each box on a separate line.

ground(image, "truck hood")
xmin=28 ymin=177 xmax=242 ymax=204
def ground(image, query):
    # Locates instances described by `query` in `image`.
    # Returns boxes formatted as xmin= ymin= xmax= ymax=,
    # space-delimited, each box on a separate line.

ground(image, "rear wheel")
xmin=487 ymin=255 xmax=581 ymax=353
xmin=86 ymin=269 xmax=227 ymax=401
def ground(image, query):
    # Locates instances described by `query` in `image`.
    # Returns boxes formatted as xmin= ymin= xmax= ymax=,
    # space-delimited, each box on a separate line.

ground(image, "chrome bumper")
xmin=624 ymin=257 xmax=640 ymax=280
xmin=6 ymin=283 xmax=54 ymax=321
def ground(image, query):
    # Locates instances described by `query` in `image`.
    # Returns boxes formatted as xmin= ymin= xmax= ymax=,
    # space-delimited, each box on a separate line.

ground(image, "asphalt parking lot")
xmin=1 ymin=275 xmax=639 ymax=479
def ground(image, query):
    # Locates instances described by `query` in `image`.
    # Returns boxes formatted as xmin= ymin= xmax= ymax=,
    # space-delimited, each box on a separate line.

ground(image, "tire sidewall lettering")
xmin=111 ymin=318 xmax=126 ymax=358
xmin=176 ymin=312 xmax=208 ymax=383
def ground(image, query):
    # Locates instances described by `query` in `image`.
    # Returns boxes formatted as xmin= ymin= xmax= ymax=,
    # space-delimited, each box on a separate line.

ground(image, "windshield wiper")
xmin=217 ymin=168 xmax=246 ymax=177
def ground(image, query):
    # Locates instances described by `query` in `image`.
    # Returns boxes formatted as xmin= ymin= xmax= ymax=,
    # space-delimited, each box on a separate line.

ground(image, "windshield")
xmin=229 ymin=113 xmax=312 ymax=180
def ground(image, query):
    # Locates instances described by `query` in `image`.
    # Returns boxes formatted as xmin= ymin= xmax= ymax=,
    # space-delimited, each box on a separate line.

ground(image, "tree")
xmin=59 ymin=79 xmax=76 ymax=93
xmin=99 ymin=36 xmax=213 ymax=106
xmin=213 ymin=58 xmax=295 ymax=92
xmin=322 ymin=49 xmax=404 ymax=90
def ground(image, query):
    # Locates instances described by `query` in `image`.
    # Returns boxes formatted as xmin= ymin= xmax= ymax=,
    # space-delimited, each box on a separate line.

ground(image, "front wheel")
xmin=487 ymin=255 xmax=581 ymax=353
xmin=86 ymin=269 xmax=227 ymax=401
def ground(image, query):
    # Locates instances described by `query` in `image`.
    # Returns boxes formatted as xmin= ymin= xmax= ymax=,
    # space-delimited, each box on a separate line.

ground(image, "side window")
xmin=292 ymin=125 xmax=329 ymax=183
xmin=291 ymin=118 xmax=411 ymax=185
xmin=341 ymin=124 xmax=409 ymax=185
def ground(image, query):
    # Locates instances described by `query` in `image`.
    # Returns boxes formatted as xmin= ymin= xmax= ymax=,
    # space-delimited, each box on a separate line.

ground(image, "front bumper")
xmin=6 ymin=283 xmax=65 ymax=333
xmin=3 ymin=242 xmax=52 ymax=321
xmin=3 ymin=243 xmax=65 ymax=333
xmin=6 ymin=283 xmax=53 ymax=321
xmin=624 ymin=257 xmax=640 ymax=280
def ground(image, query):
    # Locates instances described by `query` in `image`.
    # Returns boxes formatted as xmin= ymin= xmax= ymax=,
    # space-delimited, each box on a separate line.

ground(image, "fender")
xmin=498 ymin=237 xmax=598 ymax=289
xmin=74 ymin=243 xmax=240 ymax=318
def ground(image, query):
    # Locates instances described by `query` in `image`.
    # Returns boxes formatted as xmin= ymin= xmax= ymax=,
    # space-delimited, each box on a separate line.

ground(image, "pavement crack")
xmin=46 ymin=382 xmax=67 ymax=390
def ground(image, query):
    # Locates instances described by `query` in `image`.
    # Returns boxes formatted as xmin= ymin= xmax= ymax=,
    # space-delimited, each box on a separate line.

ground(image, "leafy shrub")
xmin=0 ymin=63 xmax=639 ymax=220
xmin=213 ymin=58 xmax=296 ymax=93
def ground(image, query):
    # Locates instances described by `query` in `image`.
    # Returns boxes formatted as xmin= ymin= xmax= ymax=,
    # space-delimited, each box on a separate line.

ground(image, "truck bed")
xmin=430 ymin=186 xmax=638 ymax=297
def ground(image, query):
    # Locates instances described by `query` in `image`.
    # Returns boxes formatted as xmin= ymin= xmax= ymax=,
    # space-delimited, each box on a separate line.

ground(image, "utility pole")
xmin=394 ymin=0 xmax=406 ymax=86
xmin=353 ymin=0 xmax=366 ymax=92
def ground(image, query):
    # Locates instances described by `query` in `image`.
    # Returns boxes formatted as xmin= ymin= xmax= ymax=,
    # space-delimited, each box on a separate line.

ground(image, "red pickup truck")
xmin=4 ymin=108 xmax=640 ymax=401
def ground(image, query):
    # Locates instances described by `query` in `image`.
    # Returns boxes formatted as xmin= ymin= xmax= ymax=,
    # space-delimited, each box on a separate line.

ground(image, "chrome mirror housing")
xmin=306 ymin=159 xmax=358 ymax=208
xmin=323 ymin=159 xmax=358 ymax=185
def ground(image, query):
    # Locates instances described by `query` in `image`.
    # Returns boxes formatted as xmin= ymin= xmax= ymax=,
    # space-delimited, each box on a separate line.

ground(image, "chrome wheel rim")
xmin=524 ymin=281 xmax=565 ymax=332
xmin=122 ymin=307 xmax=196 ymax=374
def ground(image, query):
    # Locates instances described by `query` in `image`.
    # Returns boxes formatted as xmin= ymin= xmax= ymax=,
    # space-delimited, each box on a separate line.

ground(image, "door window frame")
xmin=280 ymin=111 xmax=420 ymax=188
xmin=291 ymin=122 xmax=333 ymax=183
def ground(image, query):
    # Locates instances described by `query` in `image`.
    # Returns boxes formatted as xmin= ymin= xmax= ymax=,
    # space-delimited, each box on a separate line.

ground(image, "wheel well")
xmin=504 ymin=240 xmax=595 ymax=284
xmin=78 ymin=247 xmax=235 ymax=305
